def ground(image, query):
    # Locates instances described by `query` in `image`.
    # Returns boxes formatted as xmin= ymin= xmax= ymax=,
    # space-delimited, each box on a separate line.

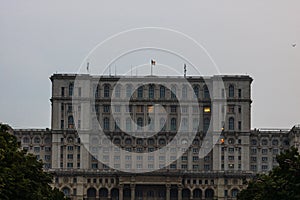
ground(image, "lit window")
xmin=204 ymin=107 xmax=211 ymax=113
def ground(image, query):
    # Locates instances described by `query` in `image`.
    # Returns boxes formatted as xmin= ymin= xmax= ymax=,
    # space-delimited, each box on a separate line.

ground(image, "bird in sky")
xmin=292 ymin=43 xmax=297 ymax=47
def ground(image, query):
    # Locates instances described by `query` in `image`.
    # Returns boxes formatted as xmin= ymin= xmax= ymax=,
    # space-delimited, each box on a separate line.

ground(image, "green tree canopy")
xmin=238 ymin=147 xmax=300 ymax=200
xmin=0 ymin=124 xmax=67 ymax=200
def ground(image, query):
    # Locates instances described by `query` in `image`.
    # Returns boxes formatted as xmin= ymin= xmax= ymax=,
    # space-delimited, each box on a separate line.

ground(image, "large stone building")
xmin=13 ymin=74 xmax=300 ymax=200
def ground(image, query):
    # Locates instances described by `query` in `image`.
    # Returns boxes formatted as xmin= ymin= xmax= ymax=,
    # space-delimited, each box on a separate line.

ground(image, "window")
xmin=182 ymin=85 xmax=187 ymax=99
xmin=69 ymin=83 xmax=74 ymax=96
xmin=228 ymin=156 xmax=234 ymax=161
xmin=137 ymin=86 xmax=143 ymax=98
xmin=103 ymin=117 xmax=110 ymax=130
xmin=229 ymin=85 xmax=234 ymax=98
xmin=251 ymin=165 xmax=257 ymax=171
xmin=171 ymin=118 xmax=177 ymax=131
xmin=238 ymin=106 xmax=241 ymax=113
xmin=272 ymin=139 xmax=279 ymax=146
xmin=251 ymin=139 xmax=257 ymax=145
xmin=193 ymin=85 xmax=199 ymax=98
xmin=23 ymin=137 xmax=30 ymax=143
xmin=68 ymin=116 xmax=74 ymax=129
xmin=204 ymin=164 xmax=210 ymax=171
xmin=170 ymin=105 xmax=177 ymax=113
xmin=160 ymin=118 xmax=166 ymax=131
xmin=262 ymin=165 xmax=268 ymax=171
xmin=232 ymin=189 xmax=239 ymax=198
xmin=137 ymin=118 xmax=143 ymax=130
xmin=114 ymin=105 xmax=121 ymax=112
xmin=34 ymin=147 xmax=40 ymax=152
xmin=171 ymin=86 xmax=176 ymax=99
xmin=203 ymin=85 xmax=210 ymax=99
xmin=262 ymin=157 xmax=268 ymax=162
xmin=262 ymin=149 xmax=268 ymax=154
xmin=204 ymin=106 xmax=211 ymax=113
xmin=126 ymin=85 xmax=132 ymax=98
xmin=203 ymin=118 xmax=210 ymax=132
xmin=126 ymin=118 xmax=131 ymax=131
xmin=149 ymin=85 xmax=154 ymax=99
xmin=115 ymin=85 xmax=121 ymax=98
xmin=262 ymin=139 xmax=268 ymax=145
xmin=61 ymin=87 xmax=65 ymax=96
xmin=67 ymin=163 xmax=73 ymax=168
xmin=238 ymin=89 xmax=242 ymax=98
xmin=160 ymin=86 xmax=165 ymax=98
xmin=238 ymin=121 xmax=242 ymax=130
xmin=104 ymin=84 xmax=110 ymax=97
xmin=103 ymin=105 xmax=110 ymax=113
xmin=251 ymin=148 xmax=257 ymax=154
xmin=229 ymin=117 xmax=234 ymax=130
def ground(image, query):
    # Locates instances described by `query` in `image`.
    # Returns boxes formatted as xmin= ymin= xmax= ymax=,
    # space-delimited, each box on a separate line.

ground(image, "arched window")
xmin=229 ymin=117 xmax=235 ymax=130
xmin=69 ymin=83 xmax=74 ymax=96
xmin=126 ymin=85 xmax=132 ymax=98
xmin=149 ymin=85 xmax=154 ymax=99
xmin=231 ymin=188 xmax=239 ymax=197
xmin=103 ymin=117 xmax=110 ymax=130
xmin=23 ymin=137 xmax=30 ymax=143
xmin=203 ymin=118 xmax=210 ymax=132
xmin=137 ymin=117 xmax=143 ymax=130
xmin=44 ymin=137 xmax=51 ymax=144
xmin=104 ymin=84 xmax=110 ymax=97
xmin=114 ymin=85 xmax=121 ymax=98
xmin=160 ymin=86 xmax=165 ymax=99
xmin=125 ymin=138 xmax=132 ymax=145
xmin=137 ymin=86 xmax=143 ymax=98
xmin=159 ymin=138 xmax=166 ymax=145
xmin=171 ymin=118 xmax=177 ymax=131
xmin=182 ymin=189 xmax=190 ymax=199
xmin=87 ymin=187 xmax=96 ymax=198
xmin=62 ymin=187 xmax=70 ymax=197
xmin=34 ymin=137 xmax=40 ymax=143
xmin=182 ymin=85 xmax=188 ymax=99
xmin=171 ymin=86 xmax=177 ymax=99
xmin=148 ymin=138 xmax=155 ymax=145
xmin=126 ymin=118 xmax=131 ymax=131
xmin=262 ymin=139 xmax=268 ymax=145
xmin=229 ymin=85 xmax=234 ymax=98
xmin=193 ymin=85 xmax=199 ymax=98
xmin=203 ymin=85 xmax=210 ymax=99
xmin=68 ymin=116 xmax=74 ymax=128
xmin=160 ymin=117 xmax=166 ymax=131
xmin=205 ymin=189 xmax=214 ymax=198
xmin=99 ymin=188 xmax=108 ymax=197
xmin=193 ymin=189 xmax=202 ymax=198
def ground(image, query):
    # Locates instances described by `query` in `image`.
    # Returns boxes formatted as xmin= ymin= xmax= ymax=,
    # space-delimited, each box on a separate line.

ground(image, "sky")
xmin=0 ymin=0 xmax=299 ymax=129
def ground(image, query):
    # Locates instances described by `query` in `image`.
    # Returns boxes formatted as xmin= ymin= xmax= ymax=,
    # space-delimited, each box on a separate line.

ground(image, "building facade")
xmin=13 ymin=74 xmax=300 ymax=200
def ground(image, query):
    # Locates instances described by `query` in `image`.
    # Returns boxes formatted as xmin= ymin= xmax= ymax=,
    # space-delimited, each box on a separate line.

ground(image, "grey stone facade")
xmin=13 ymin=74 xmax=300 ymax=200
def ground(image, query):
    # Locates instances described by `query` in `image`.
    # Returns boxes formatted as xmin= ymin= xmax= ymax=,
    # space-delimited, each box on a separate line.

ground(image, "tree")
xmin=238 ymin=147 xmax=300 ymax=200
xmin=0 ymin=124 xmax=67 ymax=200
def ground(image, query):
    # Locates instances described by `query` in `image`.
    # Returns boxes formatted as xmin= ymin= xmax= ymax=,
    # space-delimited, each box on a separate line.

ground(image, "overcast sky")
xmin=0 ymin=0 xmax=299 ymax=129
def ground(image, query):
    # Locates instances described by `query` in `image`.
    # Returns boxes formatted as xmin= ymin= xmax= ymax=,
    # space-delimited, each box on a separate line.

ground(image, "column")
xmin=190 ymin=189 xmax=193 ymax=200
xmin=130 ymin=185 xmax=135 ymax=200
xmin=108 ymin=189 xmax=111 ymax=200
xmin=178 ymin=186 xmax=182 ymax=200
xmin=119 ymin=185 xmax=123 ymax=200
xmin=166 ymin=185 xmax=170 ymax=200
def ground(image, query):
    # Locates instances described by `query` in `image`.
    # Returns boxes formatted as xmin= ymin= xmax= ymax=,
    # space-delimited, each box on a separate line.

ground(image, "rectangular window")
xmin=238 ymin=121 xmax=242 ymax=130
xmin=61 ymin=120 xmax=64 ymax=129
xmin=203 ymin=106 xmax=211 ymax=113
xmin=103 ymin=105 xmax=110 ymax=113
xmin=204 ymin=164 xmax=210 ymax=171
xmin=67 ymin=163 xmax=73 ymax=168
xmin=61 ymin=87 xmax=65 ymax=96
xmin=181 ymin=164 xmax=188 ymax=169
xmin=170 ymin=105 xmax=177 ymax=113
xmin=238 ymin=89 xmax=242 ymax=98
